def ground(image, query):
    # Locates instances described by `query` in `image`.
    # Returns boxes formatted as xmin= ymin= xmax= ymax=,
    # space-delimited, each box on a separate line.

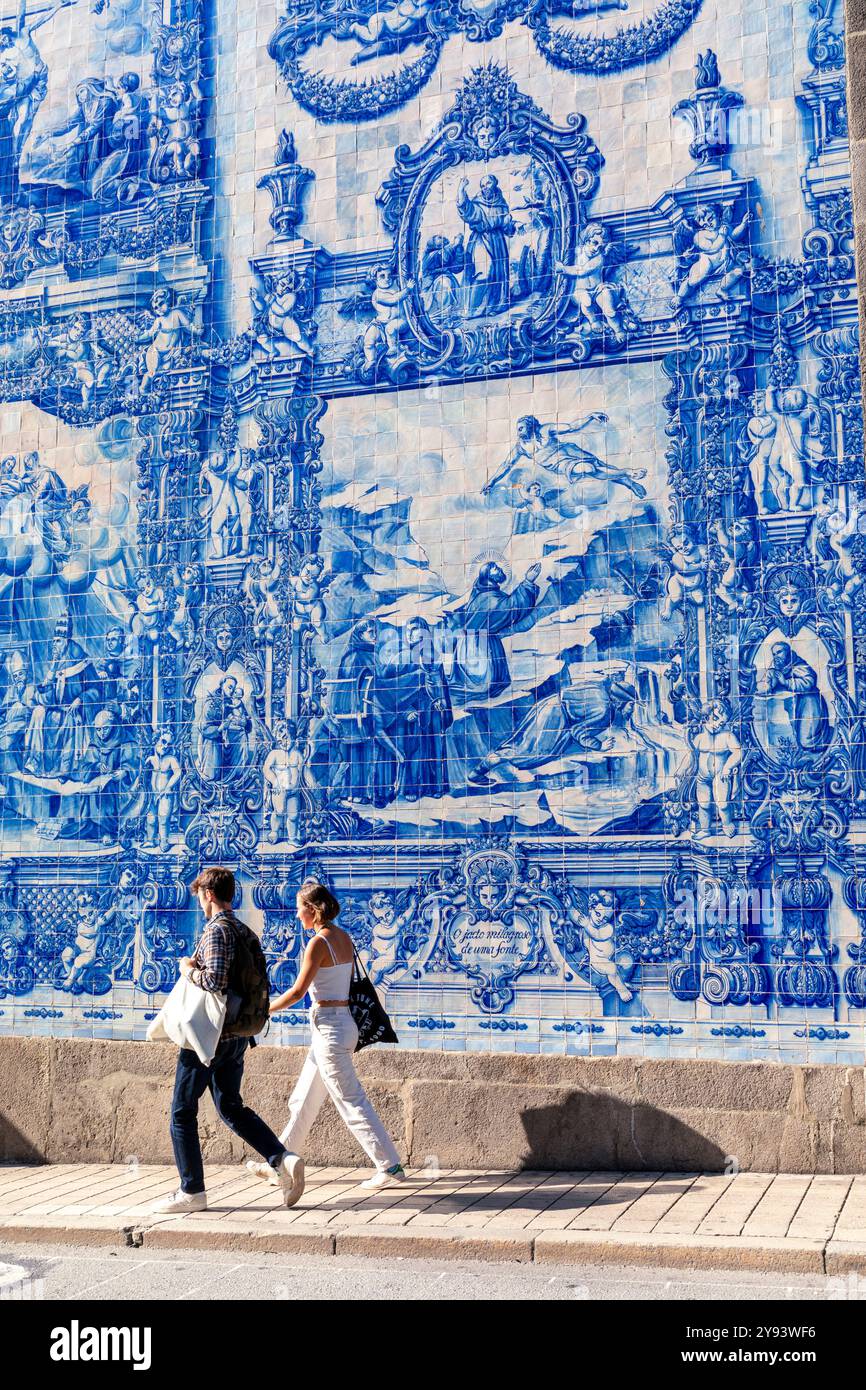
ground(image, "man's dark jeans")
xmin=170 ymin=1036 xmax=286 ymax=1194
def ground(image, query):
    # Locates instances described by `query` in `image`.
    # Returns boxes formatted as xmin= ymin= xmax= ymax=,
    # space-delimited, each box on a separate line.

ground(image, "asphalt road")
xmin=0 ymin=1243 xmax=853 ymax=1301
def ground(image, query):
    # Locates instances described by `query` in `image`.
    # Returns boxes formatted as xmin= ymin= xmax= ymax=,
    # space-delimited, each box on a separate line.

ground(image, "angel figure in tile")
xmin=244 ymin=554 xmax=284 ymax=645
xmin=250 ymin=269 xmax=316 ymax=359
xmin=692 ymin=698 xmax=742 ymax=840
xmin=555 ymin=221 xmax=637 ymax=345
xmin=138 ymin=287 xmax=201 ymax=391
xmin=339 ymin=0 xmax=436 ymax=63
xmin=563 ymin=888 xmax=635 ymax=1003
xmin=674 ymin=203 xmax=752 ymax=303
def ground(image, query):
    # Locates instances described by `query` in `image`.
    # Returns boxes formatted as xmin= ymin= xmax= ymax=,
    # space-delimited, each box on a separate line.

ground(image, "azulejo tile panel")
xmin=0 ymin=0 xmax=862 ymax=1059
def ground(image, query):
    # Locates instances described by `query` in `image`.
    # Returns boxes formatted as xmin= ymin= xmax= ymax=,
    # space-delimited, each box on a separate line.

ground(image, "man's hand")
xmin=178 ymin=956 xmax=193 ymax=977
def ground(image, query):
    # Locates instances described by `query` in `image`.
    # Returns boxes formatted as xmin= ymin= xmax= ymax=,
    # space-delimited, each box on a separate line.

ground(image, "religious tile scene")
xmin=0 ymin=0 xmax=862 ymax=1061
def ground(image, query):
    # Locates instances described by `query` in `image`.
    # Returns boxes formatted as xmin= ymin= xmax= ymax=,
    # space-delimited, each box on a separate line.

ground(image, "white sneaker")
xmin=361 ymin=1165 xmax=406 ymax=1190
xmin=245 ymin=1159 xmax=279 ymax=1186
xmin=276 ymin=1152 xmax=305 ymax=1208
xmin=151 ymin=1188 xmax=207 ymax=1214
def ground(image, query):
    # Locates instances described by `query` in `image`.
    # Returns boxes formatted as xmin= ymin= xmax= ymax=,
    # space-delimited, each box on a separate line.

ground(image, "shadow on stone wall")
xmin=520 ymin=1095 xmax=729 ymax=1172
xmin=0 ymin=1118 xmax=45 ymax=1165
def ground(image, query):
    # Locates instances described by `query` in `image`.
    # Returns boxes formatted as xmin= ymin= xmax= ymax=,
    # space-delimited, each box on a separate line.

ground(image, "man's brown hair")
xmin=191 ymin=866 xmax=236 ymax=903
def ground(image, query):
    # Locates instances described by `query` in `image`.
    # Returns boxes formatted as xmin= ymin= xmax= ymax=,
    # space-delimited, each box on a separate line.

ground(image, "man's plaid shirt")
xmin=188 ymin=908 xmax=256 ymax=995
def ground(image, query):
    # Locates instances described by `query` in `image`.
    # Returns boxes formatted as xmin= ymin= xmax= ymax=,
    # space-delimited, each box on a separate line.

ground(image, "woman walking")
xmin=248 ymin=881 xmax=405 ymax=1191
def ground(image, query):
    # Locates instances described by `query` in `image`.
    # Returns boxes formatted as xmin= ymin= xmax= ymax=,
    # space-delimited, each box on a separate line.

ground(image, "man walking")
xmin=153 ymin=866 xmax=305 ymax=1213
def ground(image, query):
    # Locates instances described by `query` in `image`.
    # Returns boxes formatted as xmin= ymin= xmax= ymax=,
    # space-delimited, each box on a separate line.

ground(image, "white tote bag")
xmin=146 ymin=975 xmax=227 ymax=1066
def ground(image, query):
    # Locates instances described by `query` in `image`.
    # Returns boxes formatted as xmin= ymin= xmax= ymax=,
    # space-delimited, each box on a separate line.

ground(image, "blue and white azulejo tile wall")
xmin=0 ymin=0 xmax=863 ymax=1062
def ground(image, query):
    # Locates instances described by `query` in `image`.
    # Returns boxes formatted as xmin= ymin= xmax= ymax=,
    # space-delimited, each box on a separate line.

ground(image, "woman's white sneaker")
xmin=360 ymin=1165 xmax=406 ymax=1190
xmin=276 ymin=1152 xmax=305 ymax=1207
xmin=151 ymin=1189 xmax=207 ymax=1214
xmin=246 ymin=1159 xmax=279 ymax=1186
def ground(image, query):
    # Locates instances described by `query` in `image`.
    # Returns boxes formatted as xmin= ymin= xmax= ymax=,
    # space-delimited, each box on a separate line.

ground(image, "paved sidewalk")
xmin=1 ymin=1164 xmax=865 ymax=1272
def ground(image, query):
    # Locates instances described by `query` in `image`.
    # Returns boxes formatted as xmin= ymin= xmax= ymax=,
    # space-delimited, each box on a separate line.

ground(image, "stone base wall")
xmin=3 ymin=1039 xmax=866 ymax=1174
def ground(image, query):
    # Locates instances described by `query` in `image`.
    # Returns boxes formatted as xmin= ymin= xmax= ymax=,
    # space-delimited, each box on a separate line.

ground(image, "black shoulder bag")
xmin=348 ymin=948 xmax=398 ymax=1052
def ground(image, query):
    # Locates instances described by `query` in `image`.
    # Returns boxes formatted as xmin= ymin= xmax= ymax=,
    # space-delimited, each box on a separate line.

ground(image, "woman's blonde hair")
xmin=297 ymin=879 xmax=340 ymax=927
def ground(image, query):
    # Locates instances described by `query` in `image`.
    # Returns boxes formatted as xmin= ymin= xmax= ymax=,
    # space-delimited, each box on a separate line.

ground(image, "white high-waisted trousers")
xmin=279 ymin=1006 xmax=401 ymax=1171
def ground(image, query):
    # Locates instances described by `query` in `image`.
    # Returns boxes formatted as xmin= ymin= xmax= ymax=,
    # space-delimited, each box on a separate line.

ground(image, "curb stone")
xmin=0 ymin=1213 xmax=853 ymax=1272
xmin=533 ymin=1230 xmax=827 ymax=1273
xmin=332 ymin=1225 xmax=535 ymax=1263
xmin=0 ymin=1216 xmax=137 ymax=1247
xmin=824 ymin=1242 xmax=866 ymax=1274
xmin=136 ymin=1220 xmax=335 ymax=1256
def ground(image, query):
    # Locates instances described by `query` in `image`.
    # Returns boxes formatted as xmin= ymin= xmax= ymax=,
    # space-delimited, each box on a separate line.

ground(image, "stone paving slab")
xmin=651 ymin=1173 xmax=735 ymax=1236
xmin=787 ymin=1175 xmax=855 ymax=1241
xmin=740 ymin=1174 xmax=814 ymax=1239
xmin=695 ymin=1172 xmax=775 ymax=1237
xmin=834 ymin=1176 xmax=866 ymax=1242
xmin=0 ymin=1164 xmax=864 ymax=1272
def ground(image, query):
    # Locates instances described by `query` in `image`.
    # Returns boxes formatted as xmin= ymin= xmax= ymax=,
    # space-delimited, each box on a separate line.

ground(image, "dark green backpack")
xmin=223 ymin=919 xmax=271 ymax=1039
